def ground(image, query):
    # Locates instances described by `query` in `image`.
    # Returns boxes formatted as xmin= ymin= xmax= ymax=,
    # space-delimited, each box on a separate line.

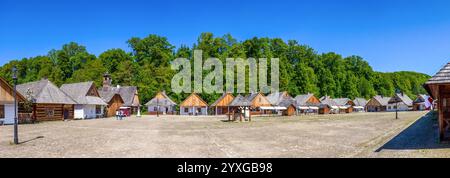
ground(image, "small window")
xmin=96 ymin=105 xmax=102 ymax=114
xmin=154 ymin=107 xmax=158 ymax=111
xmin=0 ymin=105 xmax=4 ymax=118
xmin=197 ymin=108 xmax=202 ymax=113
xmin=46 ymin=108 xmax=55 ymax=117
xmin=184 ymin=108 xmax=189 ymax=113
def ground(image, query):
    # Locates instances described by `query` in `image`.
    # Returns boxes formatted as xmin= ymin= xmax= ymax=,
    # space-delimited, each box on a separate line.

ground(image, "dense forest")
xmin=0 ymin=33 xmax=430 ymax=107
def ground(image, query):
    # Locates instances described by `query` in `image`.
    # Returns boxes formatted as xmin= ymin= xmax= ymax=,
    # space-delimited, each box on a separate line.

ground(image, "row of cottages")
xmin=98 ymin=73 xmax=140 ymax=117
xmin=366 ymin=94 xmax=415 ymax=112
xmin=145 ymin=91 xmax=177 ymax=115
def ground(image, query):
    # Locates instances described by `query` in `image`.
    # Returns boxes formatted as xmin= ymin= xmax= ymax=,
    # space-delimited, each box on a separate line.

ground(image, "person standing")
xmin=115 ymin=110 xmax=119 ymax=120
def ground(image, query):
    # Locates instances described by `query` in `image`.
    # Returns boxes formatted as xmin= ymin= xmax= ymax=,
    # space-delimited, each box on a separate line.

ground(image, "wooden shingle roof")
xmin=145 ymin=91 xmax=177 ymax=107
xmin=60 ymin=81 xmax=107 ymax=105
xmin=425 ymin=62 xmax=450 ymax=85
xmin=17 ymin=79 xmax=76 ymax=104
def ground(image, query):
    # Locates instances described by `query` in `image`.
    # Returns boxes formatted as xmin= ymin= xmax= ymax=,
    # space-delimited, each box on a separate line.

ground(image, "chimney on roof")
xmin=103 ymin=73 xmax=112 ymax=88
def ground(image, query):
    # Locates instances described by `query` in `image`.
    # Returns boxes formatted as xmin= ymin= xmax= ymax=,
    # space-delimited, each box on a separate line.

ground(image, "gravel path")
xmin=1 ymin=111 xmax=448 ymax=158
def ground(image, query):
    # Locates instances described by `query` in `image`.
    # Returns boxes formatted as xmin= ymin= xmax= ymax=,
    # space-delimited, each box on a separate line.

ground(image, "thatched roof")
xmin=60 ymin=81 xmax=107 ymax=105
xmin=145 ymin=91 xmax=177 ymax=107
xmin=17 ymin=79 xmax=76 ymax=104
xmin=229 ymin=95 xmax=252 ymax=107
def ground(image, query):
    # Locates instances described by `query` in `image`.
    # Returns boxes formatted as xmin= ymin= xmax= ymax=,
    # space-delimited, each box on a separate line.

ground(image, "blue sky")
xmin=1 ymin=0 xmax=449 ymax=75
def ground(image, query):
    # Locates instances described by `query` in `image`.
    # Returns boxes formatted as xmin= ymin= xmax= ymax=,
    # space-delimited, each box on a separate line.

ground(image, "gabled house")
xmin=413 ymin=94 xmax=433 ymax=111
xmin=180 ymin=93 xmax=208 ymax=115
xmin=228 ymin=94 xmax=252 ymax=121
xmin=333 ymin=98 xmax=354 ymax=113
xmin=0 ymin=77 xmax=25 ymax=125
xmin=16 ymin=79 xmax=76 ymax=121
xmin=353 ymin=98 xmax=368 ymax=112
xmin=98 ymin=90 xmax=124 ymax=117
xmin=210 ymin=93 xmax=234 ymax=115
xmin=294 ymin=93 xmax=321 ymax=114
xmin=246 ymin=92 xmax=272 ymax=115
xmin=145 ymin=91 xmax=177 ymax=115
xmin=319 ymin=96 xmax=339 ymax=114
xmin=266 ymin=91 xmax=295 ymax=115
xmin=366 ymin=95 xmax=391 ymax=112
xmin=387 ymin=93 xmax=413 ymax=112
xmin=60 ymin=81 xmax=107 ymax=119
xmin=100 ymin=73 xmax=140 ymax=116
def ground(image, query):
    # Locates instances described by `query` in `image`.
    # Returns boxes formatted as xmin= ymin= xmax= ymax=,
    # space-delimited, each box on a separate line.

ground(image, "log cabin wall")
xmin=34 ymin=104 xmax=74 ymax=121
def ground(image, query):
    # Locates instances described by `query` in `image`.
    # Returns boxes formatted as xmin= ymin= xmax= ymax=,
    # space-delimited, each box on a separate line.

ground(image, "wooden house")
xmin=246 ymin=92 xmax=272 ymax=115
xmin=180 ymin=93 xmax=208 ymax=115
xmin=98 ymin=89 xmax=124 ymax=117
xmin=424 ymin=62 xmax=450 ymax=141
xmin=387 ymin=93 xmax=413 ymax=112
xmin=294 ymin=93 xmax=321 ymax=114
xmin=0 ymin=77 xmax=25 ymax=125
xmin=413 ymin=94 xmax=433 ymax=111
xmin=266 ymin=91 xmax=295 ymax=115
xmin=319 ymin=96 xmax=339 ymax=114
xmin=353 ymin=98 xmax=368 ymax=112
xmin=100 ymin=73 xmax=140 ymax=115
xmin=228 ymin=94 xmax=252 ymax=121
xmin=60 ymin=81 xmax=107 ymax=119
xmin=16 ymin=79 xmax=76 ymax=122
xmin=333 ymin=98 xmax=354 ymax=113
xmin=210 ymin=93 xmax=234 ymax=115
xmin=145 ymin=91 xmax=177 ymax=115
xmin=279 ymin=98 xmax=296 ymax=116
xmin=366 ymin=95 xmax=390 ymax=112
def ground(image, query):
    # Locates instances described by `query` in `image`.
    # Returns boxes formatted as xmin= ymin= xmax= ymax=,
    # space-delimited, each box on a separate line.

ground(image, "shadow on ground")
xmin=376 ymin=112 xmax=450 ymax=152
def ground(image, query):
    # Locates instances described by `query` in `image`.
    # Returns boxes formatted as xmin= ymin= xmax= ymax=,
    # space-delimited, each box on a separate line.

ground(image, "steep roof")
xmin=278 ymin=97 xmax=296 ymax=107
xmin=145 ymin=91 xmax=177 ymax=107
xmin=180 ymin=93 xmax=208 ymax=107
xmin=353 ymin=98 xmax=368 ymax=107
xmin=371 ymin=95 xmax=391 ymax=106
xmin=210 ymin=93 xmax=234 ymax=107
xmin=320 ymin=96 xmax=338 ymax=107
xmin=294 ymin=93 xmax=317 ymax=106
xmin=16 ymin=79 xmax=76 ymax=104
xmin=100 ymin=86 xmax=139 ymax=107
xmin=389 ymin=93 xmax=413 ymax=106
xmin=229 ymin=94 xmax=252 ymax=107
xmin=266 ymin=91 xmax=291 ymax=105
xmin=333 ymin=98 xmax=351 ymax=106
xmin=425 ymin=62 xmax=450 ymax=85
xmin=60 ymin=81 xmax=107 ymax=105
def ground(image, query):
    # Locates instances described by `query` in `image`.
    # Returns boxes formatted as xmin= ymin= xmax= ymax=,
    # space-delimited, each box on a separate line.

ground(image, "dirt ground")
xmin=1 ymin=111 xmax=449 ymax=158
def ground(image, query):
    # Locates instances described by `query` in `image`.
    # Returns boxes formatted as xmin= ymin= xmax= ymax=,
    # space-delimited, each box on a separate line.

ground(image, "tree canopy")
xmin=0 ymin=33 xmax=431 ymax=109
